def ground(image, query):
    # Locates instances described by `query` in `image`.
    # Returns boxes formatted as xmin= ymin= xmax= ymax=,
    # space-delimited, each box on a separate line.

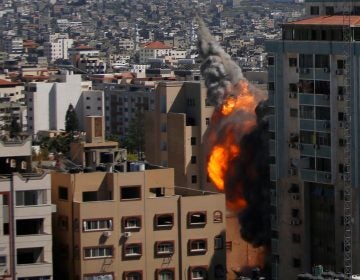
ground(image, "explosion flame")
xmin=197 ymin=17 xmax=271 ymax=272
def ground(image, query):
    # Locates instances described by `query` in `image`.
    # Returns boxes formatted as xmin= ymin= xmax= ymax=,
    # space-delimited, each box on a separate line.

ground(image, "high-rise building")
xmin=43 ymin=33 xmax=73 ymax=63
xmin=0 ymin=137 xmax=54 ymax=280
xmin=266 ymin=8 xmax=360 ymax=279
xmin=144 ymin=81 xmax=215 ymax=191
xmin=25 ymin=70 xmax=104 ymax=135
xmin=304 ymin=0 xmax=360 ymax=17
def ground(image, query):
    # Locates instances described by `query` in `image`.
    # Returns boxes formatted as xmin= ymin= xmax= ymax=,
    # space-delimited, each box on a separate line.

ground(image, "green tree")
xmin=123 ymin=110 xmax=144 ymax=157
xmin=65 ymin=104 xmax=79 ymax=133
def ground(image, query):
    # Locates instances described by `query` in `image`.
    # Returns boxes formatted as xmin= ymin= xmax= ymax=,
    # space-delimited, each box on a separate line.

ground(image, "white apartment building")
xmin=1 ymin=36 xmax=23 ymax=57
xmin=25 ymin=71 xmax=104 ymax=135
xmin=139 ymin=41 xmax=172 ymax=64
xmin=43 ymin=33 xmax=73 ymax=63
xmin=0 ymin=138 xmax=53 ymax=280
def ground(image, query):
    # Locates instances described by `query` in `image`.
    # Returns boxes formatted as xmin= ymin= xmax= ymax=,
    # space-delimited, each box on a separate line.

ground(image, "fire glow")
xmin=207 ymin=80 xmax=258 ymax=211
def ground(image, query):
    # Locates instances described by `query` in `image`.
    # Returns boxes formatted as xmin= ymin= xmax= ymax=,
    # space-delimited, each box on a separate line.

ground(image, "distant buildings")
xmin=43 ymin=33 xmax=74 ymax=63
xmin=69 ymin=46 xmax=106 ymax=74
xmin=25 ymin=70 xmax=104 ymax=135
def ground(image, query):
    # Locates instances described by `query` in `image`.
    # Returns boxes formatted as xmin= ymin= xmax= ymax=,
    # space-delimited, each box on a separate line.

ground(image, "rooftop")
xmin=0 ymin=78 xmax=19 ymax=86
xmin=142 ymin=41 xmax=172 ymax=49
xmin=286 ymin=15 xmax=360 ymax=26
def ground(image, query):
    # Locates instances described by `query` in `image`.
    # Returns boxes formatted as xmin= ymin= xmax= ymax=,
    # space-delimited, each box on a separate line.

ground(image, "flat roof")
xmin=286 ymin=16 xmax=360 ymax=27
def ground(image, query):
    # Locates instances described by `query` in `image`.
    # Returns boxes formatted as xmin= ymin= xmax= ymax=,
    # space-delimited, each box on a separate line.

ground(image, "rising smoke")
xmin=197 ymin=18 xmax=271 ymax=248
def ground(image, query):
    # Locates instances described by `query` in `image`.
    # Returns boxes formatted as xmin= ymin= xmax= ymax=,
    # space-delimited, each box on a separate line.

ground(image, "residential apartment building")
xmin=1 ymin=36 xmax=23 ymax=57
xmin=138 ymin=41 xmax=188 ymax=64
xmin=100 ymin=81 xmax=156 ymax=136
xmin=144 ymin=81 xmax=215 ymax=191
xmin=0 ymin=78 xmax=24 ymax=103
xmin=25 ymin=70 xmax=104 ymax=136
xmin=43 ymin=33 xmax=74 ymax=63
xmin=305 ymin=0 xmax=360 ymax=16
xmin=69 ymin=46 xmax=106 ymax=74
xmin=266 ymin=12 xmax=360 ymax=280
xmin=0 ymin=137 xmax=53 ymax=280
xmin=51 ymin=118 xmax=226 ymax=280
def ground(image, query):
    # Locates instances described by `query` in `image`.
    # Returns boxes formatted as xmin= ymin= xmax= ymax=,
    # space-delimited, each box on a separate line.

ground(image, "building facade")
xmin=0 ymin=137 xmax=53 ymax=280
xmin=51 ymin=164 xmax=226 ymax=280
xmin=25 ymin=70 xmax=104 ymax=135
xmin=43 ymin=33 xmax=74 ymax=63
xmin=144 ymin=81 xmax=215 ymax=191
xmin=266 ymin=13 xmax=360 ymax=280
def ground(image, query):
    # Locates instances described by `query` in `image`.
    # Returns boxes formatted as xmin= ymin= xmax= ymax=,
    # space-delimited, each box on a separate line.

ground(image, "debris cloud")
xmin=198 ymin=18 xmax=271 ymax=249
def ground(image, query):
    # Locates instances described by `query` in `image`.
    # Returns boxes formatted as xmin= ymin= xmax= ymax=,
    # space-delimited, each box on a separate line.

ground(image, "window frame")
xmin=123 ymin=243 xmax=142 ymax=259
xmin=156 ymin=268 xmax=175 ymax=280
xmin=189 ymin=266 xmax=208 ymax=280
xmin=83 ymin=246 xmax=114 ymax=260
xmin=188 ymin=239 xmax=208 ymax=255
xmin=120 ymin=186 xmax=142 ymax=201
xmin=58 ymin=186 xmax=68 ymax=200
xmin=188 ymin=211 xmax=207 ymax=227
xmin=154 ymin=213 xmax=174 ymax=230
xmin=123 ymin=270 xmax=143 ymax=280
xmin=155 ymin=241 xmax=175 ymax=257
xmin=82 ymin=218 xmax=113 ymax=232
xmin=122 ymin=216 xmax=141 ymax=232
xmin=83 ymin=272 xmax=114 ymax=280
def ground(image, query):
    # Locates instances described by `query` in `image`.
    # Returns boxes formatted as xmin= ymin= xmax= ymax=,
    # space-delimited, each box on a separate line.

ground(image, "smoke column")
xmin=197 ymin=18 xmax=271 ymax=249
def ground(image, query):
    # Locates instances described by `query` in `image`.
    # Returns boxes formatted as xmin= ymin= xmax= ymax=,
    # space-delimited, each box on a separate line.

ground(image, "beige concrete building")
xmin=51 ymin=166 xmax=226 ymax=280
xmin=0 ymin=137 xmax=53 ymax=280
xmin=145 ymin=81 xmax=215 ymax=191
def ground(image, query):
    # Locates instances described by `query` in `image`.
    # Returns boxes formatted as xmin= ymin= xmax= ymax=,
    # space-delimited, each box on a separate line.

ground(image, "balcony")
xmin=314 ymin=68 xmax=330 ymax=80
xmin=299 ymin=94 xmax=330 ymax=106
xmin=300 ymin=169 xmax=332 ymax=183
xmin=300 ymin=119 xmax=330 ymax=132
xmin=299 ymin=143 xmax=331 ymax=158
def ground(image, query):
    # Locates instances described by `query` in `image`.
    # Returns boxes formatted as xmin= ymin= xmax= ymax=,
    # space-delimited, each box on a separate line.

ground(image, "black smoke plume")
xmin=197 ymin=18 xmax=271 ymax=248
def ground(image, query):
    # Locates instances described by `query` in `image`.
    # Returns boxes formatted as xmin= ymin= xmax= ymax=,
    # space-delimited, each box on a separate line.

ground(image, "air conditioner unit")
xmin=323 ymin=67 xmax=330 ymax=73
xmin=123 ymin=232 xmax=131 ymax=238
xmin=289 ymin=143 xmax=296 ymax=148
xmin=337 ymin=95 xmax=344 ymax=101
xmin=292 ymin=194 xmax=300 ymax=200
xmin=103 ymin=231 xmax=111 ymax=237
xmin=288 ymin=168 xmax=297 ymax=176
xmin=294 ymin=219 xmax=302 ymax=225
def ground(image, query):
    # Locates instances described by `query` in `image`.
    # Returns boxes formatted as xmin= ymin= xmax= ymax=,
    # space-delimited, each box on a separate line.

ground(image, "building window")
xmin=58 ymin=215 xmax=68 ymax=231
xmin=189 ymin=266 xmax=207 ymax=280
xmin=188 ymin=239 xmax=207 ymax=255
xmin=123 ymin=271 xmax=142 ymax=280
xmin=155 ymin=214 xmax=174 ymax=229
xmin=268 ymin=56 xmax=274 ymax=66
xmin=82 ymin=191 xmax=97 ymax=202
xmin=268 ymin=82 xmax=275 ymax=91
xmin=191 ymin=175 xmax=197 ymax=184
xmin=205 ymin=118 xmax=210 ymax=125
xmin=191 ymin=156 xmax=197 ymax=164
xmin=292 ymin=258 xmax=301 ymax=268
xmin=83 ymin=219 xmax=113 ymax=232
xmin=190 ymin=137 xmax=196 ymax=146
xmin=16 ymin=190 xmax=47 ymax=206
xmin=84 ymin=273 xmax=114 ymax=280
xmin=290 ymin=108 xmax=298 ymax=118
xmin=122 ymin=216 xmax=141 ymax=231
xmin=58 ymin=187 xmax=68 ymax=200
xmin=289 ymin=57 xmax=297 ymax=67
xmin=310 ymin=6 xmax=319 ymax=15
xmin=120 ymin=186 xmax=141 ymax=200
xmin=325 ymin=6 xmax=334 ymax=15
xmin=188 ymin=212 xmax=206 ymax=227
xmin=84 ymin=246 xmax=113 ymax=259
xmin=214 ymin=235 xmax=224 ymax=250
xmin=155 ymin=241 xmax=174 ymax=257
xmin=0 ymin=256 xmax=6 ymax=266
xmin=292 ymin=233 xmax=301 ymax=243
xmin=123 ymin=243 xmax=142 ymax=259
xmin=86 ymin=106 xmax=91 ymax=109
xmin=156 ymin=269 xmax=174 ymax=280
xmin=213 ymin=211 xmax=223 ymax=223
